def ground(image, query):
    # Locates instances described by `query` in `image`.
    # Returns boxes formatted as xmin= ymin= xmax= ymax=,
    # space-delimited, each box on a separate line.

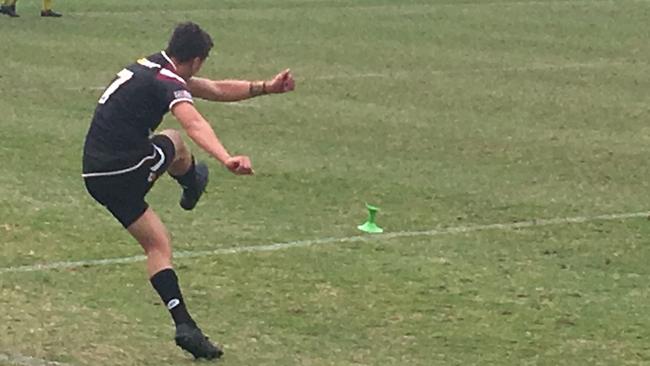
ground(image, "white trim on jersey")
xmin=137 ymin=58 xmax=161 ymax=69
xmin=161 ymin=50 xmax=177 ymax=71
xmin=160 ymin=68 xmax=186 ymax=85
xmin=82 ymin=145 xmax=164 ymax=178
xmin=169 ymin=98 xmax=194 ymax=110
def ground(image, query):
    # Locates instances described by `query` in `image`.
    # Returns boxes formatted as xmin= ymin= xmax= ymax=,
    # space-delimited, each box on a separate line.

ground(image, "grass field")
xmin=3 ymin=0 xmax=650 ymax=365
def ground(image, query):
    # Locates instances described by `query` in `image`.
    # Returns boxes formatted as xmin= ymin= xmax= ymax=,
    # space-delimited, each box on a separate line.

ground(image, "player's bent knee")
xmin=159 ymin=129 xmax=183 ymax=147
xmin=159 ymin=129 xmax=189 ymax=160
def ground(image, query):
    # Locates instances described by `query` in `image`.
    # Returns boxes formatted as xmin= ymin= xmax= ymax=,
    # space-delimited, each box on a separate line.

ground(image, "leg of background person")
xmin=1 ymin=0 xmax=18 ymax=17
xmin=41 ymin=0 xmax=61 ymax=17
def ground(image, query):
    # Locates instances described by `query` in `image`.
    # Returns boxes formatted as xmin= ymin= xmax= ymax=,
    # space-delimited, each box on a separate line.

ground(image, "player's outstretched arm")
xmin=171 ymin=101 xmax=253 ymax=175
xmin=188 ymin=69 xmax=295 ymax=102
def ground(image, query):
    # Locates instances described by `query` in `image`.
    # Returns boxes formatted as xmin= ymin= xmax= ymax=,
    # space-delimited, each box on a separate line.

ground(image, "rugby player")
xmin=82 ymin=22 xmax=295 ymax=359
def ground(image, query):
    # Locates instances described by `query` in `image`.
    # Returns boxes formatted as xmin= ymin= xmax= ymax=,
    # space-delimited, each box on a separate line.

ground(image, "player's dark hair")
xmin=166 ymin=22 xmax=214 ymax=63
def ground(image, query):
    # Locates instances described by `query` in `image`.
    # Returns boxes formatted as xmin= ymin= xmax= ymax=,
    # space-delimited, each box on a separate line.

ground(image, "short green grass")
xmin=2 ymin=0 xmax=650 ymax=365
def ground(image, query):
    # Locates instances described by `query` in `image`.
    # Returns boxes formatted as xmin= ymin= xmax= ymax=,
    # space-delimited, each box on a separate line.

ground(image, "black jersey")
xmin=82 ymin=51 xmax=193 ymax=177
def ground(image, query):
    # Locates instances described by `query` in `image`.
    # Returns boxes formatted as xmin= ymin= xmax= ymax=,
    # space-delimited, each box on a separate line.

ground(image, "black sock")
xmin=171 ymin=156 xmax=197 ymax=190
xmin=150 ymin=268 xmax=196 ymax=327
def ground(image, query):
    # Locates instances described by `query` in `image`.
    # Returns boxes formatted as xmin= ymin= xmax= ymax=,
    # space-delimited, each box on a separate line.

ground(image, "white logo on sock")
xmin=167 ymin=298 xmax=180 ymax=310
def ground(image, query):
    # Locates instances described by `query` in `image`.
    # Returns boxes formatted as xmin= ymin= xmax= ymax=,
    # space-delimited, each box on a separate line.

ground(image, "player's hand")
xmin=266 ymin=69 xmax=295 ymax=94
xmin=225 ymin=156 xmax=254 ymax=175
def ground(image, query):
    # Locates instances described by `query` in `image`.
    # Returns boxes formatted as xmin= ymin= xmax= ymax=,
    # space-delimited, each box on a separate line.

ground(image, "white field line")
xmin=318 ymin=60 xmax=637 ymax=80
xmin=64 ymin=86 xmax=260 ymax=108
xmin=68 ymin=0 xmax=650 ymax=16
xmin=441 ymin=0 xmax=650 ymax=7
xmin=58 ymin=59 xmax=634 ymax=105
xmin=221 ymin=101 xmax=259 ymax=108
xmin=311 ymin=73 xmax=391 ymax=81
xmin=1 ymin=211 xmax=648 ymax=275
xmin=355 ymin=0 xmax=650 ymax=10
xmin=0 ymin=353 xmax=71 ymax=366
xmin=438 ymin=60 xmax=635 ymax=74
xmin=58 ymin=59 xmax=641 ymax=95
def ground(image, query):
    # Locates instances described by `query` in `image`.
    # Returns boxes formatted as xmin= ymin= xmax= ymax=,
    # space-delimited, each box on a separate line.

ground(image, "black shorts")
xmin=83 ymin=135 xmax=176 ymax=228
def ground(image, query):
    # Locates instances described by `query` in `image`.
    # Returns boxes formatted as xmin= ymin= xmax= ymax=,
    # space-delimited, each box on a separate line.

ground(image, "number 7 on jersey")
xmin=99 ymin=69 xmax=134 ymax=104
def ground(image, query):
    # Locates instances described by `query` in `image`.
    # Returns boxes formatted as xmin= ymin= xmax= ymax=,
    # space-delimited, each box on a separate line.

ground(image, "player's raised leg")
xmin=157 ymin=129 xmax=209 ymax=211
xmin=127 ymin=207 xmax=222 ymax=360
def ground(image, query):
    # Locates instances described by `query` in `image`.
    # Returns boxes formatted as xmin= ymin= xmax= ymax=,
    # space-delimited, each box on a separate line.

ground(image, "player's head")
xmin=166 ymin=22 xmax=214 ymax=76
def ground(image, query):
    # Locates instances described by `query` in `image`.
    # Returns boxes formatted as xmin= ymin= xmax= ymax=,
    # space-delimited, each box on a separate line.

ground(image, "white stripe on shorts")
xmin=82 ymin=144 xmax=165 ymax=178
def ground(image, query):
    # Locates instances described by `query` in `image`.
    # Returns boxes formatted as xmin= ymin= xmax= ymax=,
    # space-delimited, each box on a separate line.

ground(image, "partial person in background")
xmin=0 ymin=0 xmax=62 ymax=17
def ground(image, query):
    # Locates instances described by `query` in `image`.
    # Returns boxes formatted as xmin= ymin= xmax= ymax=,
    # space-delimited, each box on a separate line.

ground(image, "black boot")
xmin=179 ymin=162 xmax=209 ymax=211
xmin=175 ymin=323 xmax=223 ymax=360
xmin=40 ymin=9 xmax=62 ymax=17
xmin=1 ymin=5 xmax=20 ymax=17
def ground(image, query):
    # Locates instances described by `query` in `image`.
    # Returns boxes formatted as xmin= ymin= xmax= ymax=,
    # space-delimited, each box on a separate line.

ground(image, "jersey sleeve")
xmin=157 ymin=73 xmax=194 ymax=111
